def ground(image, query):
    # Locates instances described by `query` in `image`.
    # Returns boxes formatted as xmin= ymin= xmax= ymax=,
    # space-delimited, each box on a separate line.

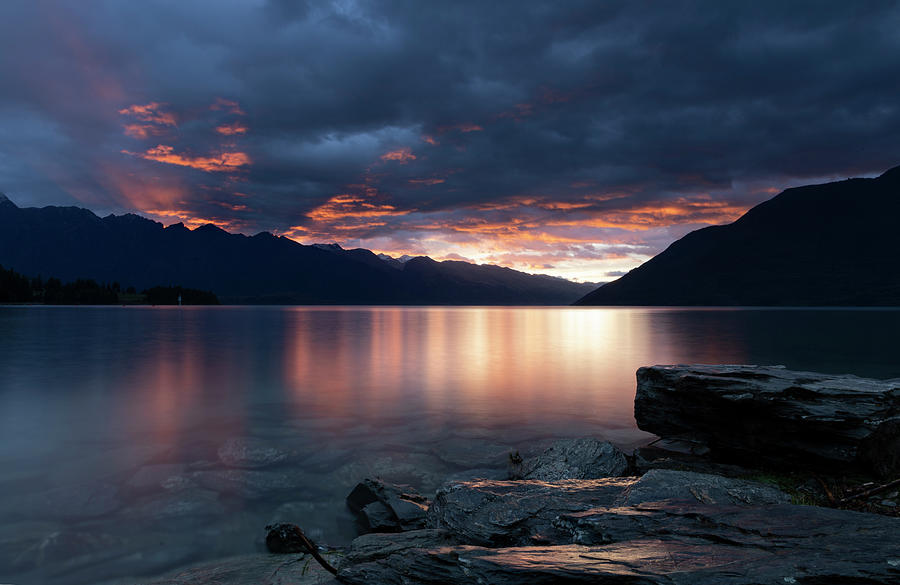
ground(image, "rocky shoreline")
xmin=144 ymin=365 xmax=900 ymax=584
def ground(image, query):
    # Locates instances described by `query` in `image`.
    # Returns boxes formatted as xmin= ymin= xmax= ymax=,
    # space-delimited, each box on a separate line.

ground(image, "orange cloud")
xmin=210 ymin=98 xmax=246 ymax=116
xmin=119 ymin=102 xmax=177 ymax=127
xmin=123 ymin=124 xmax=152 ymax=139
xmin=124 ymin=145 xmax=251 ymax=172
xmin=215 ymin=122 xmax=248 ymax=136
xmin=536 ymin=201 xmax=595 ymax=210
xmin=307 ymin=194 xmax=411 ymax=223
xmin=422 ymin=134 xmax=439 ymax=145
xmin=380 ymin=147 xmax=416 ymax=163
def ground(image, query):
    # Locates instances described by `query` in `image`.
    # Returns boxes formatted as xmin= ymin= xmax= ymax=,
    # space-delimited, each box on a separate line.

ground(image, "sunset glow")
xmin=380 ymin=147 xmax=417 ymax=163
xmin=124 ymin=145 xmax=251 ymax=172
xmin=2 ymin=1 xmax=894 ymax=284
xmin=215 ymin=122 xmax=248 ymax=136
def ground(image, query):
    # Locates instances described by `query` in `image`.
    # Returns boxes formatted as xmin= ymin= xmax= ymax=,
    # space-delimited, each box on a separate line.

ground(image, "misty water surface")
xmin=1 ymin=306 xmax=899 ymax=584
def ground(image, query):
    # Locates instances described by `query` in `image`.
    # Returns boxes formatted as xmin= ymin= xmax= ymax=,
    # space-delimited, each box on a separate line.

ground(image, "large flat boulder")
xmin=424 ymin=473 xmax=787 ymax=548
xmin=619 ymin=469 xmax=789 ymax=507
xmin=635 ymin=364 xmax=900 ymax=476
xmin=341 ymin=500 xmax=900 ymax=584
xmin=426 ymin=478 xmax=633 ymax=546
xmin=141 ymin=552 xmax=341 ymax=585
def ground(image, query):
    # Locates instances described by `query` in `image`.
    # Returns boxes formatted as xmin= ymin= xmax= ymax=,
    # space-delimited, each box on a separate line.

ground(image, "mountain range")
xmin=576 ymin=164 xmax=900 ymax=306
xmin=0 ymin=195 xmax=594 ymax=305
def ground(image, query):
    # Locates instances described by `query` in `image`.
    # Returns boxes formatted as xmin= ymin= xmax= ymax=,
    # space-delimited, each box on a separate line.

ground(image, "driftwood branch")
xmin=295 ymin=528 xmax=339 ymax=576
xmin=814 ymin=475 xmax=836 ymax=506
xmin=837 ymin=477 xmax=900 ymax=506
xmin=265 ymin=523 xmax=340 ymax=576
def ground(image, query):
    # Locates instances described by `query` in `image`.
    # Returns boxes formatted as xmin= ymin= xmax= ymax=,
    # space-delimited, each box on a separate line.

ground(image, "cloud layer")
xmin=1 ymin=0 xmax=898 ymax=280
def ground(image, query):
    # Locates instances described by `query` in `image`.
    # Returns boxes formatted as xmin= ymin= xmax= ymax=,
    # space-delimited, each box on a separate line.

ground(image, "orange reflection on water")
xmin=279 ymin=307 xmax=678 ymax=432
xmin=81 ymin=307 xmax=758 ymax=453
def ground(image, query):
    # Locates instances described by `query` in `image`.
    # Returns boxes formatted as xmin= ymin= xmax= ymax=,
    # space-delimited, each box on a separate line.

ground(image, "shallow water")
xmin=1 ymin=306 xmax=899 ymax=584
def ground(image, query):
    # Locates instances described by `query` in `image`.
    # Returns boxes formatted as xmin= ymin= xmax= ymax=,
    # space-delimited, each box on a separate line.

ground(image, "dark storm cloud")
xmin=0 ymin=0 xmax=898 ymax=279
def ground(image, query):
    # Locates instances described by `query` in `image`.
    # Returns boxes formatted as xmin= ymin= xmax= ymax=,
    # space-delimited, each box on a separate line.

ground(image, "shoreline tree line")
xmin=0 ymin=265 xmax=219 ymax=305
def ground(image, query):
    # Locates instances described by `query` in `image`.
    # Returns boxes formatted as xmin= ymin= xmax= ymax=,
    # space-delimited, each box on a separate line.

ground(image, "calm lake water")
xmin=1 ymin=306 xmax=899 ymax=584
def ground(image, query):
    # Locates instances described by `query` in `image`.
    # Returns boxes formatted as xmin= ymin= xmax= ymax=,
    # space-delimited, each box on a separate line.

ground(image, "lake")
xmin=1 ymin=306 xmax=899 ymax=584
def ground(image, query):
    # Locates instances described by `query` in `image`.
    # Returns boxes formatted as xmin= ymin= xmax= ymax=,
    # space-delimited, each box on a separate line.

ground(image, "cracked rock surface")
xmin=635 ymin=364 xmax=900 ymax=477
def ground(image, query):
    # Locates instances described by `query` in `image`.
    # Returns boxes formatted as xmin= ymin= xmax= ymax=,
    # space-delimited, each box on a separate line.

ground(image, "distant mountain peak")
xmin=166 ymin=222 xmax=189 ymax=232
xmin=313 ymin=243 xmax=344 ymax=252
xmin=576 ymin=162 xmax=900 ymax=306
xmin=194 ymin=223 xmax=227 ymax=234
xmin=0 ymin=193 xmax=16 ymax=208
xmin=879 ymin=163 xmax=900 ymax=181
xmin=377 ymin=253 xmax=415 ymax=264
xmin=0 ymin=199 xmax=595 ymax=305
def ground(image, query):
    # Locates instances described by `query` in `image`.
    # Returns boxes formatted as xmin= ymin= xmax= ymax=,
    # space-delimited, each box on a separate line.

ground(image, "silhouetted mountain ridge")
xmin=576 ymin=164 xmax=900 ymax=306
xmin=0 ymin=199 xmax=594 ymax=304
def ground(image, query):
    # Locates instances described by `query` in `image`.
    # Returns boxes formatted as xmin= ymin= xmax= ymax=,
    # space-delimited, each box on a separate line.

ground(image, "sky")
xmin=1 ymin=1 xmax=899 ymax=282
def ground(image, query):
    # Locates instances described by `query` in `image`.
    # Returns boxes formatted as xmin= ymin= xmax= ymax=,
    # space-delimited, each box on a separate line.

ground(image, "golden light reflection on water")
xmin=0 ymin=306 xmax=789 ymax=454
xmin=279 ymin=307 xmax=674 ymax=431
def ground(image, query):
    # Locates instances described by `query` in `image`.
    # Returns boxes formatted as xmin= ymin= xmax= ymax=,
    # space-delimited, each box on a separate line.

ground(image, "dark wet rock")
xmin=425 ymin=472 xmax=785 ymax=548
xmin=633 ymin=444 xmax=754 ymax=477
xmin=140 ymin=552 xmax=341 ymax=584
xmin=426 ymin=478 xmax=634 ymax=546
xmin=636 ymin=364 xmax=900 ymax=476
xmin=619 ymin=469 xmax=789 ymax=506
xmin=269 ymin=500 xmax=354 ymax=545
xmin=265 ymin=523 xmax=310 ymax=554
xmin=338 ymin=529 xmax=460 ymax=584
xmin=556 ymin=499 xmax=849 ymax=546
xmin=444 ymin=467 xmax=508 ymax=483
xmin=344 ymin=529 xmax=457 ymax=562
xmin=358 ymin=502 xmax=397 ymax=532
xmin=513 ymin=437 xmax=628 ymax=480
xmin=217 ymin=437 xmax=290 ymax=469
xmin=341 ymin=502 xmax=900 ymax=585
xmin=346 ymin=478 xmax=429 ymax=533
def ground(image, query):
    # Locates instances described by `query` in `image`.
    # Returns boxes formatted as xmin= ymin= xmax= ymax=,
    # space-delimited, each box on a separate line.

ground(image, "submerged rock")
xmin=127 ymin=464 xmax=188 ymax=489
xmin=122 ymin=487 xmax=224 ymax=520
xmin=636 ymin=364 xmax=900 ymax=476
xmin=512 ymin=437 xmax=628 ymax=480
xmin=346 ymin=478 xmax=430 ymax=533
xmin=217 ymin=437 xmax=290 ymax=469
xmin=9 ymin=483 xmax=120 ymax=520
xmin=190 ymin=469 xmax=306 ymax=499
